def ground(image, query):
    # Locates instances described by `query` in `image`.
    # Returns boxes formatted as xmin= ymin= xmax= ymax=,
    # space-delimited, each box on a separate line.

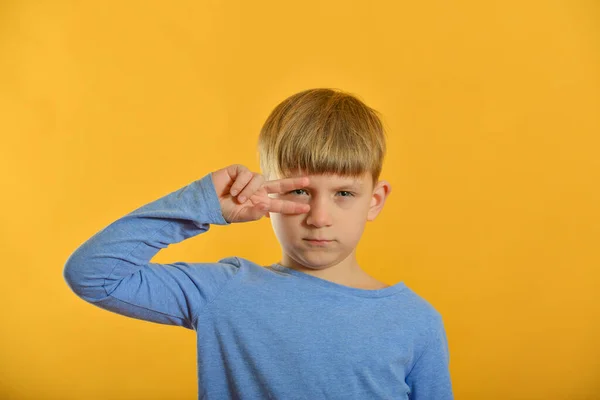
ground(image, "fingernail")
xmin=238 ymin=195 xmax=246 ymax=202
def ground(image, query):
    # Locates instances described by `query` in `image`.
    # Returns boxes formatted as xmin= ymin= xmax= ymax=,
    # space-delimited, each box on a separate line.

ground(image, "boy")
xmin=64 ymin=88 xmax=454 ymax=399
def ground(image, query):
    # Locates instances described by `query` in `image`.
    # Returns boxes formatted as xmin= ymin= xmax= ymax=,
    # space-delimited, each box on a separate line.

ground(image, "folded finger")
xmin=237 ymin=174 xmax=264 ymax=202
xmin=230 ymin=169 xmax=254 ymax=196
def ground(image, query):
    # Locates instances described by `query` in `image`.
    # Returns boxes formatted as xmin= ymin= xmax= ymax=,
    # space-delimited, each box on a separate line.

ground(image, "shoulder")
xmin=393 ymin=284 xmax=446 ymax=334
xmin=215 ymin=256 xmax=271 ymax=277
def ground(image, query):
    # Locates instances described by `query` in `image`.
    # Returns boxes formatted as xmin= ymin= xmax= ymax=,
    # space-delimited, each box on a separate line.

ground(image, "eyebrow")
xmin=305 ymin=183 xmax=362 ymax=191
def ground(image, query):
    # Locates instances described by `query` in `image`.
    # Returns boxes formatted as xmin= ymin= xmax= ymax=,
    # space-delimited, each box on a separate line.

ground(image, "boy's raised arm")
xmin=63 ymin=164 xmax=311 ymax=330
xmin=63 ymin=173 xmax=235 ymax=329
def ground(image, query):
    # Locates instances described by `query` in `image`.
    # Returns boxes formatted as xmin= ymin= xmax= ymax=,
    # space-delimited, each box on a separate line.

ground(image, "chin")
xmin=293 ymin=253 xmax=343 ymax=270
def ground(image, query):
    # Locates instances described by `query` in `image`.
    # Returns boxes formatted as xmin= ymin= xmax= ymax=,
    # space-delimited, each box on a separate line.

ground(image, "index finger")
xmin=263 ymin=176 xmax=310 ymax=194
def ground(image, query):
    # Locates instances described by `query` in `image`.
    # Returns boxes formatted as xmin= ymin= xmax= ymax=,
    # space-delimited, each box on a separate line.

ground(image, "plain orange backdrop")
xmin=1 ymin=1 xmax=599 ymax=399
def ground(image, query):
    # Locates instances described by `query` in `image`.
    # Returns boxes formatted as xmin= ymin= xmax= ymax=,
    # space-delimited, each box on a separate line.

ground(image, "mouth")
xmin=303 ymin=238 xmax=334 ymax=245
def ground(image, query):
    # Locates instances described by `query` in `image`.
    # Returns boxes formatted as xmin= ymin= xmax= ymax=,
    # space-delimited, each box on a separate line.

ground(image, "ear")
xmin=367 ymin=180 xmax=392 ymax=221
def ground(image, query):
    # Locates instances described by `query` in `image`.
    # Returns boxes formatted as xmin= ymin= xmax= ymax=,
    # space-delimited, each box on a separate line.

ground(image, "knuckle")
xmin=236 ymin=171 xmax=251 ymax=185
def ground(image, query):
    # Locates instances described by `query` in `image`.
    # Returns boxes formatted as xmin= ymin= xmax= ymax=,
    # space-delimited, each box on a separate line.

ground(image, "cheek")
xmin=342 ymin=210 xmax=370 ymax=236
xmin=270 ymin=214 xmax=297 ymax=237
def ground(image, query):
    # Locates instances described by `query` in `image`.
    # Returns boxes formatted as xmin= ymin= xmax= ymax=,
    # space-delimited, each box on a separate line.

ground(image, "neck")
xmin=278 ymin=250 xmax=366 ymax=283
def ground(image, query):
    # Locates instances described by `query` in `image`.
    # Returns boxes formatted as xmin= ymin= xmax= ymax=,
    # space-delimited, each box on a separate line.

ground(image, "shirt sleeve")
xmin=405 ymin=314 xmax=454 ymax=399
xmin=63 ymin=172 xmax=238 ymax=330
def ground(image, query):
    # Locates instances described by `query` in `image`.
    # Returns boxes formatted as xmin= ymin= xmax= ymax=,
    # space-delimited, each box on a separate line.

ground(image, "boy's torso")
xmin=192 ymin=258 xmax=435 ymax=399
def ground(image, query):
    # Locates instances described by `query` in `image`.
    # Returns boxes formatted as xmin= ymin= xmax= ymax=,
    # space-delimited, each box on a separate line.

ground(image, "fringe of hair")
xmin=258 ymin=88 xmax=387 ymax=187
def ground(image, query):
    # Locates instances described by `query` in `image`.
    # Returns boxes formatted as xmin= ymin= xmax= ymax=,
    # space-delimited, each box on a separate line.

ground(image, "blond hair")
xmin=257 ymin=88 xmax=387 ymax=188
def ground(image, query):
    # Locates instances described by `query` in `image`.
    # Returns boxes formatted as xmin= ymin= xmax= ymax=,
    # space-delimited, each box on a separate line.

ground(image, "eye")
xmin=287 ymin=190 xmax=355 ymax=197
xmin=289 ymin=189 xmax=308 ymax=195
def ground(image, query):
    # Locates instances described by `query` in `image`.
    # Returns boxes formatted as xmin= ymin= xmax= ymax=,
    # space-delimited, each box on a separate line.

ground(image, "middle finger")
xmin=266 ymin=198 xmax=311 ymax=214
xmin=263 ymin=176 xmax=310 ymax=194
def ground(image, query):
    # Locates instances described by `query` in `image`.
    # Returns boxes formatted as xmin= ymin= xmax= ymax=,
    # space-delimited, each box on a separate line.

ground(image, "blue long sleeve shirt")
xmin=63 ymin=173 xmax=454 ymax=399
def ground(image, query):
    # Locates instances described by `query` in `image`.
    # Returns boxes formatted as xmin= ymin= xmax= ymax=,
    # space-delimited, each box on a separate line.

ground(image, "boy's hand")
xmin=211 ymin=164 xmax=311 ymax=223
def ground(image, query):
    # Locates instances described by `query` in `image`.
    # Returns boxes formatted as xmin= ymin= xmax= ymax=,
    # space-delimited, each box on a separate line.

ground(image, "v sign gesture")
xmin=211 ymin=164 xmax=311 ymax=223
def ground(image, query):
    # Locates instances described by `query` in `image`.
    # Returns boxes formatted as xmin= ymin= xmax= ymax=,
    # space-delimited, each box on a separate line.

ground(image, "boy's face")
xmin=267 ymin=171 xmax=391 ymax=272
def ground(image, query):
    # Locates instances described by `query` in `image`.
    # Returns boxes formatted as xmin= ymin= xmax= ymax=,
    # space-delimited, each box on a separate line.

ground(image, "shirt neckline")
xmin=268 ymin=263 xmax=406 ymax=298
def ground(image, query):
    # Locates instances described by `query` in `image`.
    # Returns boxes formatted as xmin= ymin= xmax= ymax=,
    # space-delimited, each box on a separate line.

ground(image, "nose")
xmin=305 ymin=198 xmax=333 ymax=228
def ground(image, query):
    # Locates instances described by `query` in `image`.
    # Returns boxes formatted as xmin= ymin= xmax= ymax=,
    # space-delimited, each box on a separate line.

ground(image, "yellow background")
xmin=1 ymin=1 xmax=599 ymax=399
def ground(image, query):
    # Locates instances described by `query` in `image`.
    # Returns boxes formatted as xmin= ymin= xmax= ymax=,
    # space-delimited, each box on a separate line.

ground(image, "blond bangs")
xmin=258 ymin=88 xmax=386 ymax=186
